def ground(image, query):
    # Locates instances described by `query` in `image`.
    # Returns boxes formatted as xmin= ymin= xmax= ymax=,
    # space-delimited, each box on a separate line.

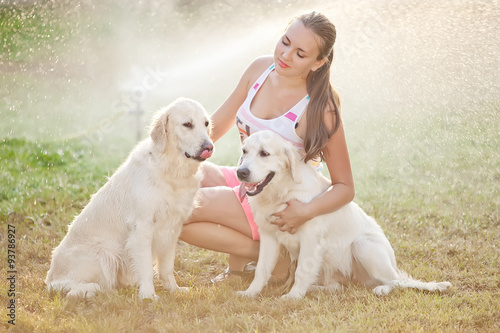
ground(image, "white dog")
xmin=46 ymin=97 xmax=213 ymax=300
xmin=236 ymin=130 xmax=451 ymax=299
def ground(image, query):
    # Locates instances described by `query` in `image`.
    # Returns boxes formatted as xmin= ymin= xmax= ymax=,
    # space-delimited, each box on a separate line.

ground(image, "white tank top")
xmin=235 ymin=63 xmax=309 ymax=150
xmin=235 ymin=63 xmax=323 ymax=171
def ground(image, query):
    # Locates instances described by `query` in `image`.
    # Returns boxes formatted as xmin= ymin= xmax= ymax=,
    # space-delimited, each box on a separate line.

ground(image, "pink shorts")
xmin=220 ymin=166 xmax=259 ymax=241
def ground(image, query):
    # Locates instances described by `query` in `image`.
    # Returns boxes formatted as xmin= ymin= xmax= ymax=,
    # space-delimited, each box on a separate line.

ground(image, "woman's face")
xmin=274 ymin=19 xmax=326 ymax=78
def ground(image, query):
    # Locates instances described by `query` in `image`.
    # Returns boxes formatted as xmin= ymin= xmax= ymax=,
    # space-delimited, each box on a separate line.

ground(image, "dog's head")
xmin=150 ymin=97 xmax=213 ymax=162
xmin=237 ymin=130 xmax=302 ymax=199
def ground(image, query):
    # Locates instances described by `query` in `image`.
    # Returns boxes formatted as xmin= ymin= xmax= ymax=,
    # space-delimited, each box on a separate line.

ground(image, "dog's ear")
xmin=150 ymin=108 xmax=169 ymax=150
xmin=284 ymin=145 xmax=302 ymax=184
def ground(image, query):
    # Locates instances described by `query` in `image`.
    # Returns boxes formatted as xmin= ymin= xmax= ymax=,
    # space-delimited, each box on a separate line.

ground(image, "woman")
xmin=179 ymin=11 xmax=354 ymax=281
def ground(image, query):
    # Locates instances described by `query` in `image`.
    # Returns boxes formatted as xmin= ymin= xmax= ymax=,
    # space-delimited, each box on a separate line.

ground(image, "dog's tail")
xmin=373 ymin=271 xmax=452 ymax=296
xmin=351 ymin=234 xmax=451 ymax=296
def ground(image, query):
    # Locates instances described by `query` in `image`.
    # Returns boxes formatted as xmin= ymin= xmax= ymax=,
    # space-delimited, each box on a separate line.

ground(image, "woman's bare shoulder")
xmin=243 ymin=55 xmax=274 ymax=81
xmin=250 ymin=55 xmax=274 ymax=68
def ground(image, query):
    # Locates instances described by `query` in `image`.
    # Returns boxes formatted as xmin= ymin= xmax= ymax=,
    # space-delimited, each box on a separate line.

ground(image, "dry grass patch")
xmin=1 ymin=103 xmax=499 ymax=332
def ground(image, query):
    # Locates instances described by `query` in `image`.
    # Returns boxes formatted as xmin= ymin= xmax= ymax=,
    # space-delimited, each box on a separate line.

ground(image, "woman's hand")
xmin=271 ymin=199 xmax=312 ymax=234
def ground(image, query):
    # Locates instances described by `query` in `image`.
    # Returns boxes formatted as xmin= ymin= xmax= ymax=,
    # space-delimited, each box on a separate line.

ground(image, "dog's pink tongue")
xmin=238 ymin=182 xmax=258 ymax=202
xmin=200 ymin=149 xmax=212 ymax=159
xmin=238 ymin=183 xmax=247 ymax=202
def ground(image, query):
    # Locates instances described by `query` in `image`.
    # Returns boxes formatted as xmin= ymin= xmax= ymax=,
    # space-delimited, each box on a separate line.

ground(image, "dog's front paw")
xmin=138 ymin=286 xmax=158 ymax=301
xmin=162 ymin=281 xmax=189 ymax=293
xmin=236 ymin=290 xmax=258 ymax=298
xmin=175 ymin=286 xmax=190 ymax=293
xmin=139 ymin=292 xmax=158 ymax=301
xmin=373 ymin=285 xmax=392 ymax=296
xmin=281 ymin=292 xmax=303 ymax=300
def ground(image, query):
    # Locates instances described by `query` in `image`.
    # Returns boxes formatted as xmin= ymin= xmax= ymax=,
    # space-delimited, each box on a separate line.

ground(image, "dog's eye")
xmin=259 ymin=150 xmax=270 ymax=157
xmin=183 ymin=122 xmax=193 ymax=129
xmin=205 ymin=121 xmax=209 ymax=127
xmin=242 ymin=149 xmax=247 ymax=155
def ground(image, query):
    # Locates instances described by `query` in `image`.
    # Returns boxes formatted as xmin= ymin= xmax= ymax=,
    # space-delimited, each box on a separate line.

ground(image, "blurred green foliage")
xmin=0 ymin=138 xmax=106 ymax=213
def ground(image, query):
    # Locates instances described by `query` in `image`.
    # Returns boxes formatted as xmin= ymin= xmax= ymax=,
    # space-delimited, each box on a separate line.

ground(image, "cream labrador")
xmin=46 ymin=97 xmax=213 ymax=300
xmin=236 ymin=130 xmax=451 ymax=299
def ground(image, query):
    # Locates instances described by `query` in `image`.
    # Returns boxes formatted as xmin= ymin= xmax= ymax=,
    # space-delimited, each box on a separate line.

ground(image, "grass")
xmin=0 ymin=101 xmax=499 ymax=332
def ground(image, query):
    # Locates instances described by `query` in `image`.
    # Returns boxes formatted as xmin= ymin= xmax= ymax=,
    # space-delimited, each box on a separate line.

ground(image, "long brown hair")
xmin=297 ymin=11 xmax=341 ymax=162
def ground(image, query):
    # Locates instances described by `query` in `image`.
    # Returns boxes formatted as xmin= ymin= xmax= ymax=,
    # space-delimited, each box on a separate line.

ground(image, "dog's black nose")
xmin=201 ymin=141 xmax=214 ymax=152
xmin=237 ymin=168 xmax=250 ymax=181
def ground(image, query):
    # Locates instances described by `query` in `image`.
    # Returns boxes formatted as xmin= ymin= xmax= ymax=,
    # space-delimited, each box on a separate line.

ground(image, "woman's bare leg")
xmin=180 ymin=187 xmax=260 ymax=269
xmin=181 ymin=162 xmax=289 ymax=276
xmin=181 ymin=222 xmax=258 ymax=271
xmin=180 ymin=162 xmax=259 ymax=270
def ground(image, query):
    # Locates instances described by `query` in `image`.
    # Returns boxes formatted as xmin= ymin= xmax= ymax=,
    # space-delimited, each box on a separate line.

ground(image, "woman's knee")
xmin=185 ymin=187 xmax=252 ymax=237
xmin=187 ymin=187 xmax=233 ymax=224
xmin=200 ymin=162 xmax=227 ymax=187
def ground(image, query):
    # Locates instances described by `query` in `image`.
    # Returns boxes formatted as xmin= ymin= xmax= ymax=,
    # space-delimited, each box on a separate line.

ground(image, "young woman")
xmin=179 ymin=11 xmax=354 ymax=281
